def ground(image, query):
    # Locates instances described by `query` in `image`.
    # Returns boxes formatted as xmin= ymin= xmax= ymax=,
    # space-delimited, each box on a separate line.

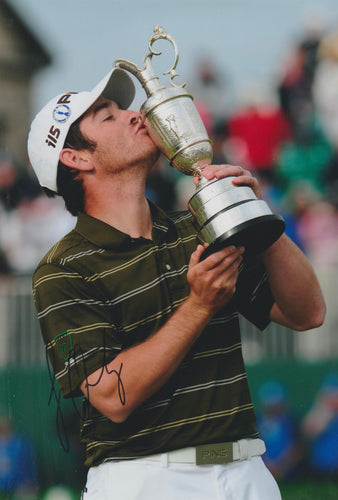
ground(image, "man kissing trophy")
xmin=114 ymin=25 xmax=285 ymax=258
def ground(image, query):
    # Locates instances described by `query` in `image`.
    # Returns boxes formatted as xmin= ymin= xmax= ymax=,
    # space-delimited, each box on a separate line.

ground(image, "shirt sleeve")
xmin=234 ymin=256 xmax=275 ymax=331
xmin=33 ymin=262 xmax=122 ymax=398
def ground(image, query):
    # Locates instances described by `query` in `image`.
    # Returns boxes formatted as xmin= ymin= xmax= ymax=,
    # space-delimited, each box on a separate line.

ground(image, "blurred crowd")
xmin=257 ymin=373 xmax=338 ymax=482
xmin=1 ymin=17 xmax=338 ymax=275
xmin=0 ymin=406 xmax=38 ymax=500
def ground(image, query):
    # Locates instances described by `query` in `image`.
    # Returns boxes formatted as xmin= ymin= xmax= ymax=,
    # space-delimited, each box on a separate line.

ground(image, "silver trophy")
xmin=115 ymin=26 xmax=285 ymax=257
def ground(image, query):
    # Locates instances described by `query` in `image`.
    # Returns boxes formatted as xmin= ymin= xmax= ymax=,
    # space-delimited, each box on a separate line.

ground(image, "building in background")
xmin=0 ymin=0 xmax=50 ymax=164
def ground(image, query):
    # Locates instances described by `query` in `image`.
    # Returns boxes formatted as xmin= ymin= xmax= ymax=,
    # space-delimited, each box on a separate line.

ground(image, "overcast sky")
xmin=8 ymin=0 xmax=338 ymax=116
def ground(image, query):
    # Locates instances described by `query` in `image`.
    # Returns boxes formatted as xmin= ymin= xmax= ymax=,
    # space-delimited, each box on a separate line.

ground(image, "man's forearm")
xmin=261 ymin=234 xmax=326 ymax=330
xmin=81 ymin=297 xmax=213 ymax=422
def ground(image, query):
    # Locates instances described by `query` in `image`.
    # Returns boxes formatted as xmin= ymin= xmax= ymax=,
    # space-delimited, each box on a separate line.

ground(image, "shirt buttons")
xmin=165 ymin=264 xmax=171 ymax=270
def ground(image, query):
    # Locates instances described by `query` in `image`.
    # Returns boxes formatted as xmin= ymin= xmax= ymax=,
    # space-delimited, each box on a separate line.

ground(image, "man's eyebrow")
xmin=91 ymin=101 xmax=110 ymax=117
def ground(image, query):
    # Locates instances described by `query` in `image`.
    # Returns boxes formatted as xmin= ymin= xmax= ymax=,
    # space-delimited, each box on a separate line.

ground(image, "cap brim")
xmin=67 ymin=68 xmax=135 ymax=126
xmin=100 ymin=68 xmax=135 ymax=110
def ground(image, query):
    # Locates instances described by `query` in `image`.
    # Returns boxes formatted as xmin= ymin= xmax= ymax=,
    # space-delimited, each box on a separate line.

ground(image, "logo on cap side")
xmin=44 ymin=93 xmax=76 ymax=150
xmin=53 ymin=104 xmax=71 ymax=123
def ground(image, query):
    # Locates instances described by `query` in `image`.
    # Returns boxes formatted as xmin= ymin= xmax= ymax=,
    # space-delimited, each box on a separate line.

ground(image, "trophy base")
xmin=200 ymin=214 xmax=286 ymax=260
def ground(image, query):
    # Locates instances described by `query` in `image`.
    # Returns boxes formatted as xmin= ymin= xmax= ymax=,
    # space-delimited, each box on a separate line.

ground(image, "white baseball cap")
xmin=27 ymin=68 xmax=135 ymax=193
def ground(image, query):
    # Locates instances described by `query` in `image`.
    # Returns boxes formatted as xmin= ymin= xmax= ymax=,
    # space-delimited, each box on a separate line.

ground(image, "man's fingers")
xmin=189 ymin=244 xmax=207 ymax=267
xmin=198 ymin=164 xmax=246 ymax=181
xmin=202 ymin=245 xmax=245 ymax=271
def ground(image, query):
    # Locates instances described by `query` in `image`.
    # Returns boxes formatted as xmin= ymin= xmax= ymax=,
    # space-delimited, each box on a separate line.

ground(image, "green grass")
xmin=279 ymin=480 xmax=338 ymax=500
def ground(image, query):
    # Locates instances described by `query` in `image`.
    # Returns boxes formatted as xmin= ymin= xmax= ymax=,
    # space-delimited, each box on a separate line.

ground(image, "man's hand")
xmin=187 ymin=244 xmax=245 ymax=316
xmin=194 ymin=164 xmax=262 ymax=199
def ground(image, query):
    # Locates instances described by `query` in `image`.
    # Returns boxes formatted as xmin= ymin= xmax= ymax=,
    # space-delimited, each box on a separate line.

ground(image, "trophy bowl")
xmin=140 ymin=87 xmax=213 ymax=176
xmin=114 ymin=26 xmax=285 ymax=256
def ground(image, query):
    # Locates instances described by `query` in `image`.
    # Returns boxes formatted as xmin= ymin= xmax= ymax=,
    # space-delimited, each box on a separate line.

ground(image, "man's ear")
xmin=59 ymin=148 xmax=94 ymax=172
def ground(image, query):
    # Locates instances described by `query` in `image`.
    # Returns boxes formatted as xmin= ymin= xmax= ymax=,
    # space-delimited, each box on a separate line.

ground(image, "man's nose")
xmin=129 ymin=111 xmax=141 ymax=125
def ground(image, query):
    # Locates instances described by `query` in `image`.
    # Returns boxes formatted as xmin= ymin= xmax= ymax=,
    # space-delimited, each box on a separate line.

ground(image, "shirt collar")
xmin=75 ymin=201 xmax=173 ymax=250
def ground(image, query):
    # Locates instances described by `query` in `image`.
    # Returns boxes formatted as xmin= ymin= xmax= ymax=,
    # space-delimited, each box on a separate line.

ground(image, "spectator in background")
xmin=279 ymin=180 xmax=323 ymax=253
xmin=275 ymin=10 xmax=335 ymax=200
xmin=146 ymin=156 xmax=177 ymax=211
xmin=277 ymin=40 xmax=315 ymax=138
xmin=323 ymin=151 xmax=338 ymax=204
xmin=189 ymin=55 xmax=230 ymax=126
xmin=302 ymin=372 xmax=338 ymax=479
xmin=209 ymin=119 xmax=229 ymax=166
xmin=274 ymin=120 xmax=332 ymax=196
xmin=194 ymin=98 xmax=214 ymax=138
xmin=174 ymin=175 xmax=196 ymax=211
xmin=0 ymin=246 xmax=11 ymax=274
xmin=0 ymin=150 xmax=40 ymax=211
xmin=313 ymin=28 xmax=338 ymax=201
xmin=226 ymin=84 xmax=291 ymax=183
xmin=277 ymin=9 xmax=325 ymax=139
xmin=256 ymin=381 xmax=304 ymax=481
xmin=313 ymin=29 xmax=338 ymax=150
xmin=297 ymin=197 xmax=338 ymax=266
xmin=0 ymin=194 xmax=75 ymax=275
xmin=0 ymin=149 xmax=75 ymax=275
xmin=0 ymin=408 xmax=38 ymax=498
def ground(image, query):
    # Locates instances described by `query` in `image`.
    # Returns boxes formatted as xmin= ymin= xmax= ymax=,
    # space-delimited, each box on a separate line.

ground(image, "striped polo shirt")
xmin=33 ymin=202 xmax=274 ymax=468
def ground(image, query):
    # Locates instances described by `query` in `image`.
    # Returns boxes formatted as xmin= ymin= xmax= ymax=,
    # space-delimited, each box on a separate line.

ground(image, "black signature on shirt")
xmin=46 ymin=332 xmax=125 ymax=452
xmin=83 ymin=359 xmax=126 ymax=406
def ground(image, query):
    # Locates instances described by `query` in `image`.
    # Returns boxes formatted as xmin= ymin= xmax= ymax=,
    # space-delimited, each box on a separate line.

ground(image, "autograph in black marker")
xmin=80 ymin=329 xmax=126 ymax=406
xmin=46 ymin=329 xmax=125 ymax=452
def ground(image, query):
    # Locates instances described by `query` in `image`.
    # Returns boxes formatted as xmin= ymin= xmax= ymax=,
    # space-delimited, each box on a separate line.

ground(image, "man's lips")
xmin=136 ymin=123 xmax=147 ymax=133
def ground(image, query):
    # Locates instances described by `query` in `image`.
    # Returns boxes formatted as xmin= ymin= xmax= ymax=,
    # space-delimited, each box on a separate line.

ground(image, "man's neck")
xmin=83 ymin=174 xmax=153 ymax=240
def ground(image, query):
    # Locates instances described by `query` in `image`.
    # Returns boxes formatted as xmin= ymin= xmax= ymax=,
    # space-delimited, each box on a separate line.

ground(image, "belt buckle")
xmin=196 ymin=442 xmax=234 ymax=465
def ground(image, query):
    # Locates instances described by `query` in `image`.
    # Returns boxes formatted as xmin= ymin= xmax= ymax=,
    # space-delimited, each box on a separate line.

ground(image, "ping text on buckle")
xmin=196 ymin=442 xmax=234 ymax=465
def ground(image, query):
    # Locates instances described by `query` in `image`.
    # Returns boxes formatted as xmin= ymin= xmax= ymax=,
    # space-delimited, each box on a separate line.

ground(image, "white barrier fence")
xmin=0 ymin=264 xmax=337 ymax=368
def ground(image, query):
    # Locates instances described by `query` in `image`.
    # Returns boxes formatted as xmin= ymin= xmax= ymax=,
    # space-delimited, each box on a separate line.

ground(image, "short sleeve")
xmin=33 ymin=262 xmax=122 ymax=398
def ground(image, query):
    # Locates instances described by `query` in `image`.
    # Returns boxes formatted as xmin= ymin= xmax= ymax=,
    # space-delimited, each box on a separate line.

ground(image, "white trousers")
xmin=82 ymin=455 xmax=282 ymax=500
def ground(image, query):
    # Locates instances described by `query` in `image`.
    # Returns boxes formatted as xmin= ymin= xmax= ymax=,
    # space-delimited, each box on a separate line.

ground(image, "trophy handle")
xmin=114 ymin=25 xmax=185 ymax=95
xmin=147 ymin=25 xmax=185 ymax=88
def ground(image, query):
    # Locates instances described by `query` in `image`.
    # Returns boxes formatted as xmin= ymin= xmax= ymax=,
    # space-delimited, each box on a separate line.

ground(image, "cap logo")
xmin=44 ymin=93 xmax=77 ymax=150
xmin=53 ymin=103 xmax=71 ymax=123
